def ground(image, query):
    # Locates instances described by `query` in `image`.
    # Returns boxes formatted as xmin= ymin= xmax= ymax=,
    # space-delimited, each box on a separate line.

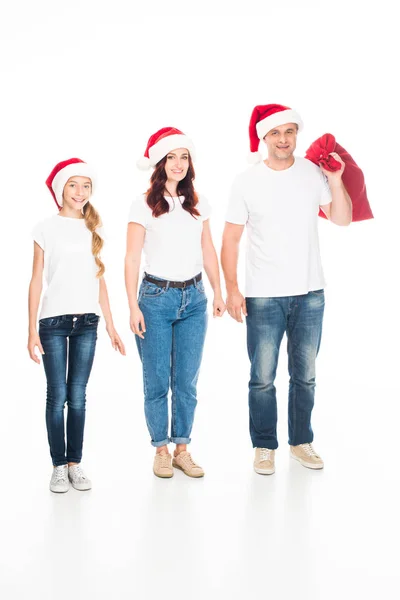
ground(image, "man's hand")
xmin=320 ymin=152 xmax=345 ymax=182
xmin=226 ymin=290 xmax=247 ymax=323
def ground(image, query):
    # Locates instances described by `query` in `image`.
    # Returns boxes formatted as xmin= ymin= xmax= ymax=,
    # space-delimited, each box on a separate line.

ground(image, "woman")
xmin=125 ymin=127 xmax=225 ymax=478
xmin=28 ymin=158 xmax=125 ymax=493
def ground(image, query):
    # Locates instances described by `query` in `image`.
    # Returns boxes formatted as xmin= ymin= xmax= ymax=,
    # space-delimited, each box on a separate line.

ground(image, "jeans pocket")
xmin=196 ymin=279 xmax=205 ymax=294
xmin=85 ymin=313 xmax=100 ymax=325
xmin=142 ymin=282 xmax=166 ymax=298
xmin=39 ymin=316 xmax=61 ymax=327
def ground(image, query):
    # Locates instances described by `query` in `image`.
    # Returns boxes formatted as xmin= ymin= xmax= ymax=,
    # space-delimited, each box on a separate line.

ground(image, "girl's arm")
xmin=99 ymin=277 xmax=126 ymax=355
xmin=27 ymin=242 xmax=45 ymax=363
xmin=201 ymin=220 xmax=226 ymax=317
xmin=125 ymin=223 xmax=146 ymax=338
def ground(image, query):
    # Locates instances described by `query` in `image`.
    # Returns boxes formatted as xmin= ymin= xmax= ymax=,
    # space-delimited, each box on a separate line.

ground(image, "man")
xmin=221 ymin=104 xmax=351 ymax=474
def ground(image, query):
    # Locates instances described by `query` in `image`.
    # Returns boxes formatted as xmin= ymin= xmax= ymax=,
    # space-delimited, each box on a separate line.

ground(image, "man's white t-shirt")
xmin=226 ymin=157 xmax=332 ymax=297
xmin=32 ymin=215 xmax=102 ymax=319
xmin=128 ymin=194 xmax=211 ymax=281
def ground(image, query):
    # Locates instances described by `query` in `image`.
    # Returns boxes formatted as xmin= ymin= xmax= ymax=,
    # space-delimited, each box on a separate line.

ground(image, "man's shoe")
xmin=68 ymin=464 xmax=92 ymax=490
xmin=153 ymin=452 xmax=174 ymax=478
xmin=172 ymin=451 xmax=204 ymax=478
xmin=254 ymin=448 xmax=275 ymax=475
xmin=290 ymin=443 xmax=324 ymax=469
xmin=50 ymin=465 xmax=69 ymax=493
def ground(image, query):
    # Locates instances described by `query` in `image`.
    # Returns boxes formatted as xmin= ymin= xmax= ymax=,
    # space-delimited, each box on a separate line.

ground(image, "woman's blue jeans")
xmin=39 ymin=314 xmax=99 ymax=466
xmin=246 ymin=291 xmax=325 ymax=449
xmin=136 ymin=276 xmax=208 ymax=447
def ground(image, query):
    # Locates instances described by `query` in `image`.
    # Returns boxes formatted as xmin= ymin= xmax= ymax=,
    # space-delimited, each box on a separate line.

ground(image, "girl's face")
xmin=62 ymin=176 xmax=92 ymax=211
xmin=164 ymin=148 xmax=190 ymax=183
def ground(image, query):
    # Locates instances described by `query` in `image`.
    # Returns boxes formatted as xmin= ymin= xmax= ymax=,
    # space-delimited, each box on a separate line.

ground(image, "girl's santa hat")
xmin=137 ymin=127 xmax=196 ymax=170
xmin=46 ymin=158 xmax=95 ymax=209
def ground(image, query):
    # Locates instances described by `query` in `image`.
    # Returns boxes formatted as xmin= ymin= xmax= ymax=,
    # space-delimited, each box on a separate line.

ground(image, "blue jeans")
xmin=39 ymin=314 xmax=99 ymax=466
xmin=246 ymin=291 xmax=325 ymax=449
xmin=136 ymin=275 xmax=208 ymax=447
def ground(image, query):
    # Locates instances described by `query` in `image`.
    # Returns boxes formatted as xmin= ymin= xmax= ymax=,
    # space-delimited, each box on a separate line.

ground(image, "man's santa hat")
xmin=248 ymin=104 xmax=303 ymax=163
xmin=137 ymin=127 xmax=196 ymax=170
xmin=46 ymin=158 xmax=95 ymax=209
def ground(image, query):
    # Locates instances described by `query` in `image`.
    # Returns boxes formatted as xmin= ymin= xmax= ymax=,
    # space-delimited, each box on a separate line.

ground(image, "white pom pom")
xmin=136 ymin=156 xmax=152 ymax=170
xmin=247 ymin=151 xmax=263 ymax=164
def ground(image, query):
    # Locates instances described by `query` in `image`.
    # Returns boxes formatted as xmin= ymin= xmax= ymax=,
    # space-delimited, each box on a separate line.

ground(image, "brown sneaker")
xmin=290 ymin=443 xmax=324 ymax=470
xmin=153 ymin=451 xmax=174 ymax=478
xmin=254 ymin=448 xmax=275 ymax=475
xmin=172 ymin=451 xmax=204 ymax=478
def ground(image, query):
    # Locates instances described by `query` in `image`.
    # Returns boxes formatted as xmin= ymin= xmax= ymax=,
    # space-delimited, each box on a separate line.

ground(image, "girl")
xmin=28 ymin=158 xmax=125 ymax=493
xmin=125 ymin=127 xmax=226 ymax=478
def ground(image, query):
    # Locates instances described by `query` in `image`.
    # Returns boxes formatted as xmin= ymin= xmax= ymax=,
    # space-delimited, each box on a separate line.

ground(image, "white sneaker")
xmin=68 ymin=464 xmax=92 ymax=491
xmin=50 ymin=465 xmax=69 ymax=493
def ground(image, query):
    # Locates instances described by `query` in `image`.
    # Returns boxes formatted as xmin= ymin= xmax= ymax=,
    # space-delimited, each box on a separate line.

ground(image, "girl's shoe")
xmin=68 ymin=464 xmax=92 ymax=490
xmin=172 ymin=451 xmax=204 ymax=478
xmin=50 ymin=465 xmax=69 ymax=493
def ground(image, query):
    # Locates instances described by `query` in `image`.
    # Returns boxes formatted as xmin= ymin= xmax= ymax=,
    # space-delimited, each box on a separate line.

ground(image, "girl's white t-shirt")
xmin=128 ymin=194 xmax=211 ymax=281
xmin=32 ymin=215 xmax=102 ymax=319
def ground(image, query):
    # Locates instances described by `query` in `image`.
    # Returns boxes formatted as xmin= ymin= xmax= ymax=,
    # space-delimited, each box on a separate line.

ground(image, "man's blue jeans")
xmin=246 ymin=291 xmax=325 ymax=449
xmin=39 ymin=314 xmax=99 ymax=466
xmin=136 ymin=276 xmax=208 ymax=447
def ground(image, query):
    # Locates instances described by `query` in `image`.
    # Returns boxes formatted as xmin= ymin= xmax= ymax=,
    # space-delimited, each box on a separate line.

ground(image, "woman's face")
xmin=164 ymin=148 xmax=190 ymax=183
xmin=62 ymin=176 xmax=92 ymax=210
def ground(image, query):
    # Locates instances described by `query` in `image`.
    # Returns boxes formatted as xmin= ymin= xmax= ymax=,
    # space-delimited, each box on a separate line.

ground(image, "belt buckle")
xmin=182 ymin=281 xmax=187 ymax=289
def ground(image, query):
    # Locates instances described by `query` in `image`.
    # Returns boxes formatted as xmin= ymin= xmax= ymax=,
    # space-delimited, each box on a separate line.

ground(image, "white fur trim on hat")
xmin=52 ymin=163 xmax=95 ymax=207
xmin=136 ymin=156 xmax=152 ymax=171
xmin=148 ymin=134 xmax=195 ymax=167
xmin=248 ymin=151 xmax=263 ymax=164
xmin=256 ymin=109 xmax=303 ymax=140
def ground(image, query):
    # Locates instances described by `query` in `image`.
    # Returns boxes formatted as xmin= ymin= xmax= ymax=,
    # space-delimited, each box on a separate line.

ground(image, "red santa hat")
xmin=137 ymin=127 xmax=196 ymax=170
xmin=248 ymin=104 xmax=303 ymax=163
xmin=46 ymin=158 xmax=95 ymax=209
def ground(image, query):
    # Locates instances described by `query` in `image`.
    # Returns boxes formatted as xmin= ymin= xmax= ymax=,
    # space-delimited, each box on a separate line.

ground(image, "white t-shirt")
xmin=32 ymin=215 xmax=102 ymax=319
xmin=226 ymin=157 xmax=332 ymax=297
xmin=128 ymin=194 xmax=211 ymax=281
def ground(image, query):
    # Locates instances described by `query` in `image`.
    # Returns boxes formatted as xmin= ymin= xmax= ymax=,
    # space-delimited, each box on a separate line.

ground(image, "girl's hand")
xmin=130 ymin=307 xmax=146 ymax=339
xmin=213 ymin=296 xmax=226 ymax=318
xmin=28 ymin=331 xmax=45 ymax=364
xmin=106 ymin=325 xmax=126 ymax=355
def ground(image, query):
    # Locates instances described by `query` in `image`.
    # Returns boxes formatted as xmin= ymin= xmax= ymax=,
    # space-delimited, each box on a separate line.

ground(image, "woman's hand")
xmin=213 ymin=295 xmax=226 ymax=318
xmin=106 ymin=325 xmax=126 ymax=355
xmin=130 ymin=306 xmax=146 ymax=339
xmin=28 ymin=331 xmax=44 ymax=364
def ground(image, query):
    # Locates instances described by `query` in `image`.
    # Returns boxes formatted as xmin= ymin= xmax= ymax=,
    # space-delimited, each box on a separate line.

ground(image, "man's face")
xmin=263 ymin=123 xmax=297 ymax=160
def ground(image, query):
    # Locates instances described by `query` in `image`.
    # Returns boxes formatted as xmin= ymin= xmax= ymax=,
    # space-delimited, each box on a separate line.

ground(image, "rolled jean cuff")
xmin=151 ymin=438 xmax=170 ymax=448
xmin=53 ymin=460 xmax=68 ymax=467
xmin=66 ymin=458 xmax=82 ymax=464
xmin=170 ymin=437 xmax=191 ymax=445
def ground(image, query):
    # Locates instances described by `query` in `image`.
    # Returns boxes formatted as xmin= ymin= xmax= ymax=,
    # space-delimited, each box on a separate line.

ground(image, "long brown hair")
xmin=82 ymin=202 xmax=105 ymax=278
xmin=146 ymin=154 xmax=200 ymax=218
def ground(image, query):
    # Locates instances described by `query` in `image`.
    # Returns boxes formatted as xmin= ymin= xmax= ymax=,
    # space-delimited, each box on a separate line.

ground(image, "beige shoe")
xmin=254 ymin=448 xmax=275 ymax=475
xmin=153 ymin=451 xmax=174 ymax=478
xmin=290 ymin=443 xmax=324 ymax=469
xmin=172 ymin=451 xmax=204 ymax=478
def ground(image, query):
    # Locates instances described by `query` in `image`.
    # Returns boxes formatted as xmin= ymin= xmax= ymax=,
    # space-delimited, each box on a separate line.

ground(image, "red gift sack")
xmin=305 ymin=133 xmax=373 ymax=222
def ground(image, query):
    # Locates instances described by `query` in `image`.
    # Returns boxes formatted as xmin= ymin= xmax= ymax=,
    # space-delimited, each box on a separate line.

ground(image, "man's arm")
xmin=221 ymin=222 xmax=247 ymax=323
xmin=320 ymin=152 xmax=352 ymax=226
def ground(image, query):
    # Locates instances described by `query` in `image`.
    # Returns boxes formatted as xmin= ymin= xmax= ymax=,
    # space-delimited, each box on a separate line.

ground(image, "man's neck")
xmin=264 ymin=155 xmax=295 ymax=171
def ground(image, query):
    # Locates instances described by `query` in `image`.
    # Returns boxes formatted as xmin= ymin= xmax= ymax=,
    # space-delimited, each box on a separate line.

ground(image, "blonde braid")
xmin=82 ymin=202 xmax=105 ymax=278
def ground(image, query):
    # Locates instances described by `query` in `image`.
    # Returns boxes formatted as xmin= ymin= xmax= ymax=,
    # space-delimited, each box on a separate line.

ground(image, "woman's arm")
xmin=27 ymin=242 xmax=45 ymax=363
xmin=99 ymin=277 xmax=126 ymax=354
xmin=201 ymin=220 xmax=226 ymax=317
xmin=125 ymin=222 xmax=146 ymax=338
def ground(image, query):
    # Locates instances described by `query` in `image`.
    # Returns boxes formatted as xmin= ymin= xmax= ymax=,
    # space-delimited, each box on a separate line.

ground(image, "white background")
xmin=1 ymin=1 xmax=399 ymax=599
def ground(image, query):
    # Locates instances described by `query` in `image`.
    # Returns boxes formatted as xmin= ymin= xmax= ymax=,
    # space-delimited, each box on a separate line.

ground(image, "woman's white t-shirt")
xmin=128 ymin=194 xmax=211 ymax=281
xmin=32 ymin=215 xmax=102 ymax=319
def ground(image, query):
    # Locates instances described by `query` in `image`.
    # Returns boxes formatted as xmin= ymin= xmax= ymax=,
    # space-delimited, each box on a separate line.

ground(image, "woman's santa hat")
xmin=46 ymin=158 xmax=95 ymax=209
xmin=137 ymin=127 xmax=196 ymax=170
xmin=248 ymin=104 xmax=303 ymax=163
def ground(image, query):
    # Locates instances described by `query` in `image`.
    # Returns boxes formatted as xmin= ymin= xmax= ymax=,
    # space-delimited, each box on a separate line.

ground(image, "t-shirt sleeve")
xmin=197 ymin=194 xmax=212 ymax=221
xmin=225 ymin=176 xmax=248 ymax=225
xmin=128 ymin=195 xmax=150 ymax=228
xmin=319 ymin=171 xmax=332 ymax=206
xmin=32 ymin=221 xmax=45 ymax=250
